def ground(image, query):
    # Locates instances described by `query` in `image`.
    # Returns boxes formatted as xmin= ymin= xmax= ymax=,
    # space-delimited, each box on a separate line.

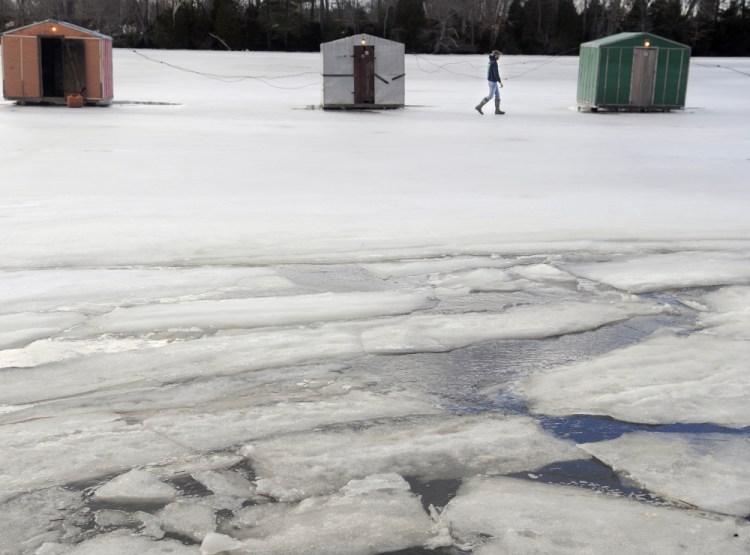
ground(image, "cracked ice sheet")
xmin=0 ymin=362 xmax=353 ymax=426
xmin=362 ymin=256 xmax=523 ymax=278
xmin=143 ymin=389 xmax=441 ymax=452
xmin=67 ymin=289 xmax=434 ymax=337
xmin=579 ymin=432 xmax=750 ymax=517
xmin=362 ymin=299 xmax=665 ymax=354
xmin=562 ymin=251 xmax=750 ymax=293
xmin=36 ymin=531 xmax=200 ymax=555
xmin=0 ymin=412 xmax=191 ymax=501
xmin=700 ymin=285 xmax=750 ymax=340
xmin=207 ymin=474 xmax=432 ymax=555
xmin=0 ymin=266 xmax=297 ymax=314
xmin=240 ymin=414 xmax=582 ymax=502
xmin=440 ymin=476 xmax=750 ymax=555
xmin=0 ymin=324 xmax=364 ymax=406
xmin=524 ymin=330 xmax=750 ymax=427
xmin=523 ymin=286 xmax=750 ymax=427
xmin=0 ymin=487 xmax=86 ymax=554
xmin=0 ymin=312 xmax=86 ymax=350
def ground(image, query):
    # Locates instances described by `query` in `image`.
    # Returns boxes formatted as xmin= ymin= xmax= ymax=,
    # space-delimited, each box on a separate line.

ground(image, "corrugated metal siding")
xmin=576 ymin=46 xmax=599 ymax=105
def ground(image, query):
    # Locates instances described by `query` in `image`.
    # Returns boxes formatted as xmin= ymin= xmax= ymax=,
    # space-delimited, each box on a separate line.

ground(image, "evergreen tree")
xmin=393 ymin=0 xmax=427 ymax=51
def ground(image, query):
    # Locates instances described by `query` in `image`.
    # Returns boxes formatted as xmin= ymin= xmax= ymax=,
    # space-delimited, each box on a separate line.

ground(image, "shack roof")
xmin=1 ymin=19 xmax=111 ymax=40
xmin=581 ymin=32 xmax=689 ymax=50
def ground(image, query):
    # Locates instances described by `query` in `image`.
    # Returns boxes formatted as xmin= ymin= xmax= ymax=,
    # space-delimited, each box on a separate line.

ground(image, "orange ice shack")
xmin=1 ymin=19 xmax=113 ymax=105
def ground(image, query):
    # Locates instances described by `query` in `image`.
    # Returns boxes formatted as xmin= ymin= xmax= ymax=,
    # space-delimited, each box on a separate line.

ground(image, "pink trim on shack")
xmin=2 ymin=19 xmax=113 ymax=105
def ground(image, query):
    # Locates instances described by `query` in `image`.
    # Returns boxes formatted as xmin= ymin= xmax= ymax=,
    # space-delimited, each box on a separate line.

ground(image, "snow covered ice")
xmin=1 ymin=49 xmax=750 ymax=554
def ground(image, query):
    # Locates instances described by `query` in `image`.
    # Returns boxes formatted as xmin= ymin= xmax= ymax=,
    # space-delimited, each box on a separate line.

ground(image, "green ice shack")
xmin=577 ymin=32 xmax=691 ymax=112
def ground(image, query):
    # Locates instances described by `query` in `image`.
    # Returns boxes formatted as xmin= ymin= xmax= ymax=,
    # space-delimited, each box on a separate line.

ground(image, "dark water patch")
xmin=507 ymin=459 xmax=676 ymax=507
xmin=228 ymin=459 xmax=257 ymax=481
xmin=163 ymin=531 xmax=200 ymax=546
xmin=169 ymin=474 xmax=214 ymax=497
xmin=364 ymin=310 xmax=693 ymax=417
xmin=405 ymin=476 xmax=462 ymax=510
xmin=540 ymin=415 xmax=750 ymax=444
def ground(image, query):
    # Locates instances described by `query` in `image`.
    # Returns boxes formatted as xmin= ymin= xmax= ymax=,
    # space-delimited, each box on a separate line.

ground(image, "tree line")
xmin=0 ymin=0 xmax=748 ymax=55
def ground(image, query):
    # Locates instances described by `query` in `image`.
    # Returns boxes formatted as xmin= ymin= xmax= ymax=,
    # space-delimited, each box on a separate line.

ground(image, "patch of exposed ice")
xmin=701 ymin=285 xmax=750 ymax=340
xmin=241 ymin=414 xmax=582 ymax=502
xmin=0 ymin=325 xmax=365 ymax=406
xmin=0 ymin=266 xmax=296 ymax=313
xmin=93 ymin=469 xmax=179 ymax=505
xmin=362 ymin=256 xmax=519 ymax=278
xmin=563 ymin=251 xmax=750 ymax=293
xmin=211 ymin=474 xmax=432 ymax=554
xmin=524 ymin=329 xmax=750 ymax=428
xmin=0 ymin=487 xmax=85 ymax=552
xmin=159 ymin=501 xmax=215 ymax=542
xmin=0 ymin=312 xmax=86 ymax=350
xmin=441 ymin=476 xmax=750 ymax=554
xmin=0 ymin=413 xmax=191 ymax=497
xmin=35 ymin=530 xmax=200 ymax=554
xmin=144 ymin=389 xmax=441 ymax=452
xmin=69 ymin=290 xmax=434 ymax=337
xmin=362 ymin=300 xmax=665 ymax=354
xmin=579 ymin=432 xmax=750 ymax=517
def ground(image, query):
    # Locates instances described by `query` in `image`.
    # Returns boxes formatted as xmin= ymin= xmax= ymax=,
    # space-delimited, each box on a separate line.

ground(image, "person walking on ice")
xmin=475 ymin=50 xmax=505 ymax=115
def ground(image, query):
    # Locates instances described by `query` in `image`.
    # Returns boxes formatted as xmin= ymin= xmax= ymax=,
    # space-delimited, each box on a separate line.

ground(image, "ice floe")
xmin=241 ymin=414 xmax=582 ymax=502
xmin=143 ymin=389 xmax=440 ymax=452
xmin=0 ymin=267 xmax=297 ymax=314
xmin=92 ymin=469 xmax=179 ymax=506
xmin=69 ymin=290 xmax=435 ymax=337
xmin=439 ymin=476 xmax=750 ymax=554
xmin=362 ymin=299 xmax=665 ymax=354
xmin=579 ymin=432 xmax=750 ymax=517
xmin=0 ymin=312 xmax=86 ymax=350
xmin=206 ymin=474 xmax=432 ymax=554
xmin=0 ymin=413 xmax=190 ymax=498
xmin=524 ymin=329 xmax=750 ymax=427
xmin=563 ymin=251 xmax=750 ymax=293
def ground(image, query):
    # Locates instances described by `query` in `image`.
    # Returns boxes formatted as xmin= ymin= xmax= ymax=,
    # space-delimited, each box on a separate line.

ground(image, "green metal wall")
xmin=577 ymin=33 xmax=690 ymax=110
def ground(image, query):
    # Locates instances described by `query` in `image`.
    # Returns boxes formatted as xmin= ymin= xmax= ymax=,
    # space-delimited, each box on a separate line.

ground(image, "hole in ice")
xmin=506 ymin=458 xmax=674 ymax=506
xmin=405 ymin=476 xmax=462 ymax=510
xmin=169 ymin=474 xmax=213 ymax=497
xmin=540 ymin=415 xmax=750 ymax=444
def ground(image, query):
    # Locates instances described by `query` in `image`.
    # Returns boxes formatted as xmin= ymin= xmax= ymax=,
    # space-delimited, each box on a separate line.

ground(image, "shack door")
xmin=63 ymin=39 xmax=87 ymax=96
xmin=40 ymin=37 xmax=65 ymax=98
xmin=353 ymin=45 xmax=375 ymax=104
xmin=629 ymin=47 xmax=657 ymax=107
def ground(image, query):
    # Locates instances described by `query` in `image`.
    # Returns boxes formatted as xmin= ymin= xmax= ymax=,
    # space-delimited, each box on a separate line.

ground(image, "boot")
xmin=475 ymin=97 xmax=490 ymax=115
xmin=494 ymin=99 xmax=505 ymax=115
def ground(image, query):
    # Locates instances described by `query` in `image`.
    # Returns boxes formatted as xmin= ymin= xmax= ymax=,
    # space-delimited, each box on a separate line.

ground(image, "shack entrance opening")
xmin=40 ymin=37 xmax=86 ymax=99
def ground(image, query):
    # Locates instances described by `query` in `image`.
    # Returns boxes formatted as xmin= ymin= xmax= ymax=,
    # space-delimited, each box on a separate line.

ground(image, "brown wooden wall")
xmin=1 ymin=20 xmax=113 ymax=103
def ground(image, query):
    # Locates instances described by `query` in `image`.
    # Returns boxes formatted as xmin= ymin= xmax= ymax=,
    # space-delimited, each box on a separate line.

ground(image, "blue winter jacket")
xmin=487 ymin=56 xmax=501 ymax=83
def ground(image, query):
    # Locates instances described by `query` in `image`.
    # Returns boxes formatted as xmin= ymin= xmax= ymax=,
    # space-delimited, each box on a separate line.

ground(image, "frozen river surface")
xmin=1 ymin=50 xmax=750 ymax=554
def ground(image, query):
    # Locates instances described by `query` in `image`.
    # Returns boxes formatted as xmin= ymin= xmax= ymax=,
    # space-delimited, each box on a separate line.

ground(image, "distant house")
xmin=321 ymin=34 xmax=405 ymax=109
xmin=1 ymin=19 xmax=113 ymax=105
xmin=577 ymin=32 xmax=690 ymax=112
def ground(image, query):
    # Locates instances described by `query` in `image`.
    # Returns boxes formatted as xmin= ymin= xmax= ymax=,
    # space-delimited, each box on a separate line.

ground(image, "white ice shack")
xmin=321 ymin=34 xmax=405 ymax=109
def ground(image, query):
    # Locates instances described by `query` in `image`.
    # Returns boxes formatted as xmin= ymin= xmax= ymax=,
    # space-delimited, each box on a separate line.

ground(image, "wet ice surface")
xmin=2 ymin=51 xmax=750 ymax=553
xmin=2 ymin=253 xmax=750 ymax=554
